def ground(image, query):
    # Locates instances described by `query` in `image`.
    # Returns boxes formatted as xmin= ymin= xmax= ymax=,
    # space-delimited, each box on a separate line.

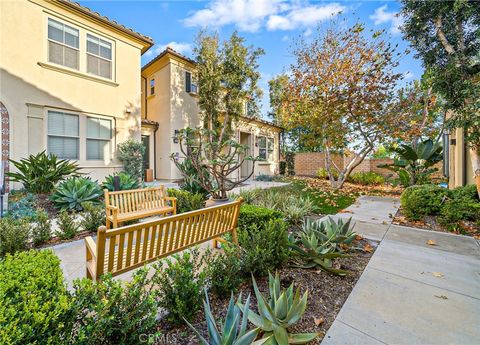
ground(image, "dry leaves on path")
xmin=432 ymin=272 xmax=444 ymax=278
xmin=426 ymin=240 xmax=437 ymax=246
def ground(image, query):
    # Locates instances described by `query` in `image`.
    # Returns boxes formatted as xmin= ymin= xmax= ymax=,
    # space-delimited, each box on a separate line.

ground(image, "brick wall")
xmin=294 ymin=152 xmax=395 ymax=177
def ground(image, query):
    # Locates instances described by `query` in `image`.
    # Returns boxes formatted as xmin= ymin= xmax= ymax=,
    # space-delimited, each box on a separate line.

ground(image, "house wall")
xmin=448 ymin=127 xmax=475 ymax=188
xmin=0 ymin=0 xmax=146 ymax=186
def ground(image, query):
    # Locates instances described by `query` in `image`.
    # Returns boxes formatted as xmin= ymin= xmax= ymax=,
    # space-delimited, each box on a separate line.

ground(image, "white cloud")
xmin=369 ymin=5 xmax=404 ymax=35
xmin=404 ymin=71 xmax=414 ymax=80
xmin=145 ymin=41 xmax=192 ymax=57
xmin=183 ymin=0 xmax=345 ymax=33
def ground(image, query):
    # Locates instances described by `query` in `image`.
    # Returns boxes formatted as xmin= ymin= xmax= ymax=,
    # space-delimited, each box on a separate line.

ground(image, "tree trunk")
xmin=469 ymin=147 xmax=480 ymax=198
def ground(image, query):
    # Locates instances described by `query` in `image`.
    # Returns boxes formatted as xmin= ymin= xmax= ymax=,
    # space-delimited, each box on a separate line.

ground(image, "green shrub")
xmin=279 ymin=161 xmax=287 ymax=175
xmin=282 ymin=195 xmax=315 ymax=225
xmin=348 ymin=171 xmax=385 ymax=185
xmin=238 ymin=219 xmax=289 ymax=277
xmin=400 ymin=185 xmax=451 ymax=220
xmin=117 ymin=139 xmax=145 ymax=182
xmin=439 ymin=197 xmax=480 ymax=228
xmin=203 ymin=246 xmax=244 ymax=296
xmin=176 ymin=158 xmax=209 ymax=196
xmin=285 ymin=152 xmax=295 ymax=176
xmin=316 ymin=167 xmax=339 ymax=180
xmin=31 ymin=208 xmax=52 ymax=246
xmin=151 ymin=249 xmax=206 ymax=325
xmin=238 ymin=204 xmax=283 ymax=232
xmin=5 ymin=193 xmax=38 ymax=220
xmin=55 ymin=211 xmax=79 ymax=240
xmin=6 ymin=151 xmax=80 ymax=194
xmin=102 ymin=172 xmax=140 ymax=191
xmin=167 ymin=188 xmax=205 ymax=213
xmin=0 ymin=250 xmax=72 ymax=344
xmin=231 ymin=188 xmax=261 ymax=204
xmin=451 ymin=184 xmax=479 ymax=201
xmin=0 ymin=218 xmax=30 ymax=257
xmin=255 ymin=173 xmax=274 ymax=181
xmin=69 ymin=268 xmax=158 ymax=344
xmin=80 ymin=202 xmax=106 ymax=232
xmin=50 ymin=177 xmax=103 ymax=211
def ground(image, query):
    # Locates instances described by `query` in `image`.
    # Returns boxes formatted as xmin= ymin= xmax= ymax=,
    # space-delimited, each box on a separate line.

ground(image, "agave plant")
xmin=288 ymin=219 xmax=351 ymax=276
xmin=240 ymin=273 xmax=318 ymax=345
xmin=102 ymin=172 xmax=140 ymax=191
xmin=7 ymin=151 xmax=81 ymax=194
xmin=186 ymin=289 xmax=268 ymax=345
xmin=50 ymin=177 xmax=102 ymax=211
xmin=378 ymin=139 xmax=443 ymax=187
xmin=300 ymin=217 xmax=356 ymax=253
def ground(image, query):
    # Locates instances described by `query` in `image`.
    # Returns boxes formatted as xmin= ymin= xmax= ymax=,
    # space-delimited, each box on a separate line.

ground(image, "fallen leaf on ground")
xmin=434 ymin=295 xmax=448 ymax=300
xmin=432 ymin=272 xmax=444 ymax=278
xmin=363 ymin=243 xmax=373 ymax=253
xmin=426 ymin=240 xmax=437 ymax=246
xmin=314 ymin=317 xmax=324 ymax=326
xmin=339 ymin=210 xmax=353 ymax=214
xmin=355 ymin=234 xmax=364 ymax=241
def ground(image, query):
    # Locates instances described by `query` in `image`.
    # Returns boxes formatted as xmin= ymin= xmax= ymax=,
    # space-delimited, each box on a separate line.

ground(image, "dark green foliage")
xmin=69 ymin=268 xmax=158 ymax=344
xmin=279 ymin=161 xmax=286 ymax=175
xmin=51 ymin=177 xmax=103 ymax=211
xmin=0 ymin=218 xmax=30 ymax=257
xmin=203 ymin=246 xmax=244 ymax=297
xmin=348 ymin=172 xmax=385 ymax=186
xmin=176 ymin=158 xmax=209 ymax=196
xmin=238 ymin=204 xmax=283 ymax=232
xmin=102 ymin=172 xmax=140 ymax=191
xmin=31 ymin=208 xmax=51 ymax=246
xmin=151 ymin=249 xmax=206 ymax=325
xmin=451 ymin=184 xmax=479 ymax=201
xmin=117 ymin=139 xmax=145 ymax=182
xmin=285 ymin=152 xmax=295 ymax=176
xmin=401 ymin=185 xmax=450 ymax=220
xmin=255 ymin=173 xmax=274 ymax=182
xmin=80 ymin=202 xmax=106 ymax=232
xmin=379 ymin=139 xmax=443 ymax=187
xmin=55 ymin=211 xmax=79 ymax=240
xmin=0 ymin=250 xmax=72 ymax=344
xmin=7 ymin=151 xmax=80 ymax=194
xmin=167 ymin=188 xmax=205 ymax=213
xmin=238 ymin=219 xmax=289 ymax=277
xmin=5 ymin=193 xmax=38 ymax=220
xmin=439 ymin=197 xmax=480 ymax=228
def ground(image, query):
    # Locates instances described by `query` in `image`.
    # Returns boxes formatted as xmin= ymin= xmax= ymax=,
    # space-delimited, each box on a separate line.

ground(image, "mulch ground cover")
xmin=156 ymin=238 xmax=376 ymax=345
xmin=392 ymin=207 xmax=480 ymax=239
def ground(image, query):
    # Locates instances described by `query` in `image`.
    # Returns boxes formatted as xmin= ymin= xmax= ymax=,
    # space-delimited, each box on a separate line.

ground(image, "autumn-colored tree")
xmin=171 ymin=32 xmax=264 ymax=200
xmin=401 ymin=0 xmax=480 ymax=195
xmin=282 ymin=23 xmax=403 ymax=189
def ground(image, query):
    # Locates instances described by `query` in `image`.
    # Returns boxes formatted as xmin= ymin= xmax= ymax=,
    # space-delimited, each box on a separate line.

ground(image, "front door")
xmin=141 ymin=135 xmax=150 ymax=170
xmin=240 ymin=132 xmax=252 ymax=178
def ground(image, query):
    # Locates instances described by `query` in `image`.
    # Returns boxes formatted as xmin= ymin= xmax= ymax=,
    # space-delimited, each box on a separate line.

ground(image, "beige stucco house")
xmin=0 ymin=0 xmax=153 ymax=187
xmin=446 ymin=127 xmax=476 ymax=188
xmin=140 ymin=48 xmax=282 ymax=181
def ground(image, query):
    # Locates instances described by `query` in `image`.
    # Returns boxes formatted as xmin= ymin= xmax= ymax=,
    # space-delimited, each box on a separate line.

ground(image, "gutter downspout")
xmin=142 ymin=76 xmax=148 ymax=116
xmin=153 ymin=124 xmax=159 ymax=180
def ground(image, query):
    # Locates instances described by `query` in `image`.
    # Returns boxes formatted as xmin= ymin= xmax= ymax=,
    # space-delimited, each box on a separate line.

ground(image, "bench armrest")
xmin=105 ymin=205 xmax=119 ymax=215
xmin=85 ymin=236 xmax=97 ymax=260
xmin=164 ymin=197 xmax=177 ymax=212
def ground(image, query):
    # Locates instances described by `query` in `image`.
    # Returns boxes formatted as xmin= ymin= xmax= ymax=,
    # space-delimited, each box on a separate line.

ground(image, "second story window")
xmin=48 ymin=18 xmax=79 ymax=70
xmin=150 ymin=78 xmax=155 ymax=95
xmin=87 ymin=34 xmax=112 ymax=79
xmin=48 ymin=111 xmax=79 ymax=160
xmin=185 ymin=71 xmax=198 ymax=94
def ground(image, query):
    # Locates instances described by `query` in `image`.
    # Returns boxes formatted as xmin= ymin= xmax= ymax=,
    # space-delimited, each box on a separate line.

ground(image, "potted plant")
xmin=171 ymin=31 xmax=263 ymax=206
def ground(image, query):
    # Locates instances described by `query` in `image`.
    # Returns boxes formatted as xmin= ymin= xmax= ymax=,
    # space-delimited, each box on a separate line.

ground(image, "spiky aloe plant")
xmin=288 ymin=220 xmax=350 ymax=276
xmin=300 ymin=217 xmax=356 ymax=253
xmin=186 ymin=289 xmax=268 ymax=345
xmin=240 ymin=273 xmax=318 ymax=345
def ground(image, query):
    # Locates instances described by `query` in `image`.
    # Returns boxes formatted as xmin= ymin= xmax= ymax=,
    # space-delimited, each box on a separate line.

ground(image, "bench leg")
xmin=212 ymin=238 xmax=218 ymax=249
xmin=106 ymin=218 xmax=111 ymax=229
xmin=86 ymin=267 xmax=92 ymax=279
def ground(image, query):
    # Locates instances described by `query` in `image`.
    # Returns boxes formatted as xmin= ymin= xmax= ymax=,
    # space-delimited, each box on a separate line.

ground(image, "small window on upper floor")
xmin=87 ymin=34 xmax=113 ymax=79
xmin=150 ymin=78 xmax=155 ymax=95
xmin=185 ymin=71 xmax=198 ymax=94
xmin=48 ymin=18 xmax=79 ymax=70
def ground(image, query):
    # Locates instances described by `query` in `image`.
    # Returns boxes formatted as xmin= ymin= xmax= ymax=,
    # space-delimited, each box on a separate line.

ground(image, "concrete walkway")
xmin=322 ymin=197 xmax=480 ymax=345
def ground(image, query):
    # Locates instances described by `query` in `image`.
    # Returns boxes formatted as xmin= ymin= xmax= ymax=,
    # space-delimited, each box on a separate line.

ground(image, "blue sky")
xmin=79 ymin=0 xmax=423 ymax=118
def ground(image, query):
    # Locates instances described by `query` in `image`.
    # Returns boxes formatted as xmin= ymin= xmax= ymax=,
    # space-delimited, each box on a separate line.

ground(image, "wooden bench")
xmin=104 ymin=186 xmax=176 ymax=229
xmin=85 ymin=198 xmax=243 ymax=281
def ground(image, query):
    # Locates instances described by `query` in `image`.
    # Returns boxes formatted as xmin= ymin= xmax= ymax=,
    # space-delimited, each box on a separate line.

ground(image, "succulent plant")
xmin=300 ymin=217 xmax=356 ymax=252
xmin=102 ymin=172 xmax=140 ymax=191
xmin=240 ymin=273 xmax=318 ymax=345
xmin=50 ymin=177 xmax=102 ymax=211
xmin=186 ymin=289 xmax=268 ymax=345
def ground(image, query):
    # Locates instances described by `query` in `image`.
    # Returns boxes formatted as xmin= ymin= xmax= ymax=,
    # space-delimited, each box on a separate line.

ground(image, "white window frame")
xmin=86 ymin=116 xmax=112 ymax=161
xmin=86 ymin=33 xmax=113 ymax=80
xmin=47 ymin=110 xmax=80 ymax=160
xmin=47 ymin=18 xmax=80 ymax=70
xmin=258 ymin=136 xmax=274 ymax=162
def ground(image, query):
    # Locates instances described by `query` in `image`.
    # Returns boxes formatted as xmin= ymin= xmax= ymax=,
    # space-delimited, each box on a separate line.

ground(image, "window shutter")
xmin=185 ymin=71 xmax=191 ymax=93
